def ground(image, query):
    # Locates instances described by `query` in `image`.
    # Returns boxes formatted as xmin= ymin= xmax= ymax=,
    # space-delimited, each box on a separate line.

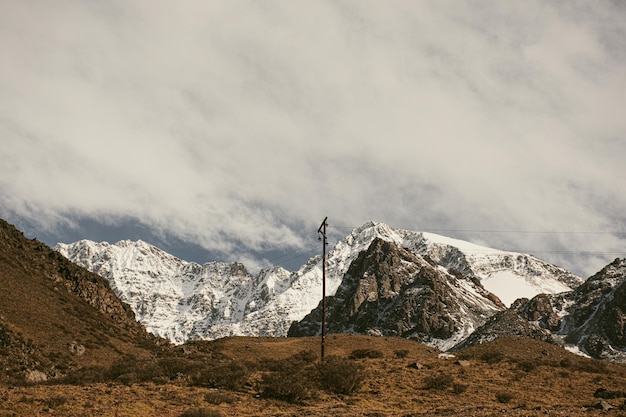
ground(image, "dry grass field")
xmin=2 ymin=335 xmax=626 ymax=417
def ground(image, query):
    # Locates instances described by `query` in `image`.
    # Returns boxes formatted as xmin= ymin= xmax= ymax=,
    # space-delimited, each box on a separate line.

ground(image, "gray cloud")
xmin=1 ymin=0 xmax=624 ymax=276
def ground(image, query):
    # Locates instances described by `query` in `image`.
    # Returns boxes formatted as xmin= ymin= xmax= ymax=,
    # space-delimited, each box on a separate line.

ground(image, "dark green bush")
xmin=179 ymin=408 xmax=223 ymax=417
xmin=452 ymin=383 xmax=468 ymax=394
xmin=423 ymin=373 xmax=454 ymax=390
xmin=262 ymin=350 xmax=317 ymax=372
xmin=192 ymin=361 xmax=250 ymax=391
xmin=480 ymin=351 xmax=505 ymax=364
xmin=394 ymin=349 xmax=410 ymax=358
xmin=349 ymin=349 xmax=384 ymax=359
xmin=62 ymin=366 xmax=108 ymax=385
xmin=517 ymin=360 xmax=537 ymax=372
xmin=43 ymin=396 xmax=68 ymax=408
xmin=155 ymin=357 xmax=197 ymax=380
xmin=559 ymin=358 xmax=572 ymax=368
xmin=496 ymin=391 xmax=514 ymax=403
xmin=260 ymin=370 xmax=312 ymax=403
xmin=317 ymin=356 xmax=364 ymax=395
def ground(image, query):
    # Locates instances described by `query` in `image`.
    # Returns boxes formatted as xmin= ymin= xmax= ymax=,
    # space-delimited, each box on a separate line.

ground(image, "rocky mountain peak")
xmin=461 ymin=257 xmax=626 ymax=362
xmin=289 ymin=238 xmax=504 ymax=350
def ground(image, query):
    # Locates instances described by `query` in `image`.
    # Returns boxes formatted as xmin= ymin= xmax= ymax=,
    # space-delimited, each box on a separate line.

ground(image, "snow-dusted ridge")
xmin=55 ymin=221 xmax=583 ymax=345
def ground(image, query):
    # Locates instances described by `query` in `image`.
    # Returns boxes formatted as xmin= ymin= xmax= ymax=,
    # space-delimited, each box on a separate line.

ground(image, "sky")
xmin=1 ymin=0 xmax=625 ymax=277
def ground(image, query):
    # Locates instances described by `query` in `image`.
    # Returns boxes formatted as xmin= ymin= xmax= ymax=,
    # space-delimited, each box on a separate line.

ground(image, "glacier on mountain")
xmin=55 ymin=221 xmax=583 ymax=345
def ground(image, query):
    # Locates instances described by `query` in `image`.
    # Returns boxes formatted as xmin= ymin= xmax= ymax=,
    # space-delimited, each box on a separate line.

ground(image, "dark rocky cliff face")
xmin=288 ymin=238 xmax=503 ymax=346
xmin=458 ymin=258 xmax=626 ymax=362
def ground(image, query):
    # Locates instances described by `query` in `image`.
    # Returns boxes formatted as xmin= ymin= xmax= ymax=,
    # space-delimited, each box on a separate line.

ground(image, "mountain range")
xmin=3 ymin=216 xmax=626 ymax=415
xmin=54 ymin=221 xmax=624 ymax=360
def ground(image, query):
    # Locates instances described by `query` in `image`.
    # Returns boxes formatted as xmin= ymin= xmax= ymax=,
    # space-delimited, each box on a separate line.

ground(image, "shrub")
xmin=179 ymin=408 xmax=223 ymax=417
xmin=154 ymin=357 xmax=197 ymax=380
xmin=394 ymin=349 xmax=409 ymax=359
xmin=496 ymin=391 xmax=514 ymax=403
xmin=62 ymin=366 xmax=108 ymax=385
xmin=349 ymin=349 xmax=384 ymax=359
xmin=317 ymin=356 xmax=364 ymax=395
xmin=204 ymin=391 xmax=237 ymax=405
xmin=517 ymin=360 xmax=537 ymax=372
xmin=260 ymin=370 xmax=311 ymax=403
xmin=262 ymin=350 xmax=317 ymax=372
xmin=452 ymin=383 xmax=468 ymax=394
xmin=192 ymin=361 xmax=250 ymax=391
xmin=423 ymin=373 xmax=454 ymax=390
xmin=480 ymin=351 xmax=505 ymax=364
xmin=575 ymin=359 xmax=607 ymax=374
xmin=44 ymin=396 xmax=68 ymax=408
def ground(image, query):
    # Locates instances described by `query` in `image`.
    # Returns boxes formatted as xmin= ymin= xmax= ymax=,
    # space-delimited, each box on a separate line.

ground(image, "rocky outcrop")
xmin=452 ymin=308 xmax=554 ymax=351
xmin=289 ymin=238 xmax=503 ymax=350
xmin=455 ymin=258 xmax=626 ymax=362
xmin=0 ymin=219 xmax=164 ymax=383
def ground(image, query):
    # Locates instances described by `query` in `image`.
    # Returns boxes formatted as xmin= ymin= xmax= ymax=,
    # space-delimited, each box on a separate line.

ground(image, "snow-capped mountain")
xmin=55 ymin=221 xmax=583 ymax=345
xmin=454 ymin=258 xmax=626 ymax=362
xmin=289 ymin=237 xmax=505 ymax=350
xmin=514 ymin=258 xmax=626 ymax=361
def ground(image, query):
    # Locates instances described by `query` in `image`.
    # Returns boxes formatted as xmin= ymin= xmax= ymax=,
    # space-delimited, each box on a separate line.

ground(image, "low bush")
xmin=179 ymin=408 xmax=223 ymax=417
xmin=394 ymin=349 xmax=409 ymax=358
xmin=318 ymin=356 xmax=365 ymax=395
xmin=480 ymin=351 xmax=505 ymax=364
xmin=496 ymin=391 xmax=514 ymax=403
xmin=43 ymin=396 xmax=68 ymax=408
xmin=423 ymin=373 xmax=453 ymax=390
xmin=192 ymin=361 xmax=250 ymax=391
xmin=204 ymin=391 xmax=237 ymax=405
xmin=349 ymin=349 xmax=384 ymax=359
xmin=452 ymin=383 xmax=468 ymax=394
xmin=260 ymin=370 xmax=312 ymax=403
xmin=574 ymin=359 xmax=608 ymax=374
xmin=62 ymin=366 xmax=108 ymax=385
xmin=517 ymin=360 xmax=538 ymax=372
xmin=261 ymin=350 xmax=317 ymax=372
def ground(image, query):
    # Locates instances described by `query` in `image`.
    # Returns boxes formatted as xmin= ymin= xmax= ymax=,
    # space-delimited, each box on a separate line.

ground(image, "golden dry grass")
xmin=2 ymin=335 xmax=626 ymax=416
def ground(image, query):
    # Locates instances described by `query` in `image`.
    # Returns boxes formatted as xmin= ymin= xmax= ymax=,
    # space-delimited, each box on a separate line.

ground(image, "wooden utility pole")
xmin=318 ymin=217 xmax=328 ymax=360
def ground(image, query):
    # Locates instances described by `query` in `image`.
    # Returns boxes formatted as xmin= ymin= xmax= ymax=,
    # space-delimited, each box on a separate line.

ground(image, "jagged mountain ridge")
xmin=289 ymin=238 xmax=505 ymax=350
xmin=55 ymin=221 xmax=583 ymax=345
xmin=454 ymin=258 xmax=626 ymax=362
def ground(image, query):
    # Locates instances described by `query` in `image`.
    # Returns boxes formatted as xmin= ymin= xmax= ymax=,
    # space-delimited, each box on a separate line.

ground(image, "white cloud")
xmin=1 ymin=0 xmax=624 ymax=276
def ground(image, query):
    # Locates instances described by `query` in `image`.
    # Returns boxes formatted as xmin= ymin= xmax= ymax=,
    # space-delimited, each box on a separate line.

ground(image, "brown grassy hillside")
xmin=1 ymin=335 xmax=626 ymax=416
xmin=0 ymin=219 xmax=166 ymax=383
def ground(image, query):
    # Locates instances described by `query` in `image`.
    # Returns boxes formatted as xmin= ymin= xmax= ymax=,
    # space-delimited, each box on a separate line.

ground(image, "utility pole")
xmin=318 ymin=216 xmax=328 ymax=361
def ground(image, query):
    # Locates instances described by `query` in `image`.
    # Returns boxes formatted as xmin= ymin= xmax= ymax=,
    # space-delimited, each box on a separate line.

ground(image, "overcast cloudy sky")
xmin=1 ymin=1 xmax=624 ymax=276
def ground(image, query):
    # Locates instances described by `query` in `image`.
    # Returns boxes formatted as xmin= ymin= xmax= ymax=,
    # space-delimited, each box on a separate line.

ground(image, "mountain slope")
xmin=0 ymin=219 xmax=164 ymax=384
xmin=55 ymin=221 xmax=583 ymax=344
xmin=456 ymin=258 xmax=626 ymax=362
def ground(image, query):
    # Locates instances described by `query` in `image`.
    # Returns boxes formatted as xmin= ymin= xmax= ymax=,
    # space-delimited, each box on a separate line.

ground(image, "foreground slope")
xmin=0 ymin=219 xmax=164 ymax=383
xmin=56 ymin=222 xmax=582 ymax=344
xmin=2 ymin=335 xmax=626 ymax=416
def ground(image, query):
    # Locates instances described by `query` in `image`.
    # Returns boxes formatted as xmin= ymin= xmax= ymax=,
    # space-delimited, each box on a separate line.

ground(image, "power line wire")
xmin=331 ymin=225 xmax=625 ymax=235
